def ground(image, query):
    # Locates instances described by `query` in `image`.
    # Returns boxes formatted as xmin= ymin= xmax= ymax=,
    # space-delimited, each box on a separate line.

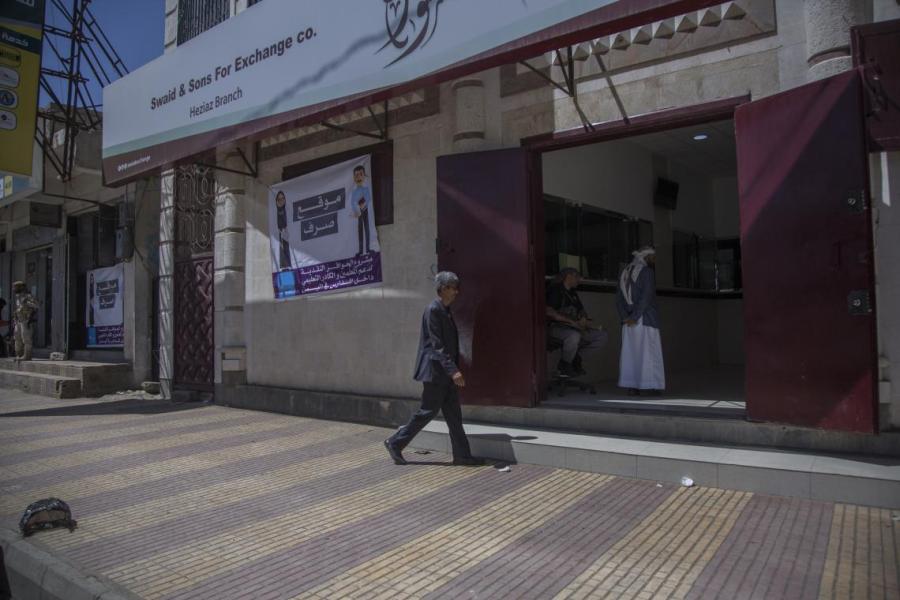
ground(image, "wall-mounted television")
xmin=654 ymin=177 xmax=679 ymax=210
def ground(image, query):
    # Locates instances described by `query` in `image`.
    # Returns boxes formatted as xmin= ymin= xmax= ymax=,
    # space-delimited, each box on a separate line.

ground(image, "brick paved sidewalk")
xmin=0 ymin=391 xmax=897 ymax=600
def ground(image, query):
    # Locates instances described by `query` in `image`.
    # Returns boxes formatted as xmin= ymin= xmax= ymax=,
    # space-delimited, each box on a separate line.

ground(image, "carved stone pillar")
xmin=452 ymin=77 xmax=486 ymax=153
xmin=213 ymin=147 xmax=248 ymax=390
xmin=158 ymin=170 xmax=175 ymax=398
xmin=803 ymin=0 xmax=868 ymax=81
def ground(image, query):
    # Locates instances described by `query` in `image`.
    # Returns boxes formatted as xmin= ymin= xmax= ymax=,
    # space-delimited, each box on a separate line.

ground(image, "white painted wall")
xmin=542 ymin=141 xmax=655 ymax=222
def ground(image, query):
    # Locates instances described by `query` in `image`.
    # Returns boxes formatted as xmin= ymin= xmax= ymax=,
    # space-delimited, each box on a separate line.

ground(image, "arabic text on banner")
xmin=85 ymin=263 xmax=124 ymax=348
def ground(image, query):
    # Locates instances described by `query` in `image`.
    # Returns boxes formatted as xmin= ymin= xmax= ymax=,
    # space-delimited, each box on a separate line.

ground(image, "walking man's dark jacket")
xmin=413 ymin=298 xmax=460 ymax=386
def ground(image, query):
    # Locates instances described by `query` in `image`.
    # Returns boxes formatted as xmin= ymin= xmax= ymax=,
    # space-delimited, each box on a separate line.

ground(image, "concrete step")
xmin=0 ymin=359 xmax=132 ymax=396
xmin=0 ymin=368 xmax=82 ymax=399
xmin=414 ymin=421 xmax=900 ymax=509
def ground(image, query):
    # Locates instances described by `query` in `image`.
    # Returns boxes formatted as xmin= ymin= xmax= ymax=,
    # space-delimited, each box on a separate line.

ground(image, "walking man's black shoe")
xmin=452 ymin=456 xmax=486 ymax=466
xmin=384 ymin=440 xmax=407 ymax=465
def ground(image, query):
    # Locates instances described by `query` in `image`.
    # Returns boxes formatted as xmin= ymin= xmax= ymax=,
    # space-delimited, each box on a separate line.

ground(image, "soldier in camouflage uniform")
xmin=12 ymin=281 xmax=38 ymax=361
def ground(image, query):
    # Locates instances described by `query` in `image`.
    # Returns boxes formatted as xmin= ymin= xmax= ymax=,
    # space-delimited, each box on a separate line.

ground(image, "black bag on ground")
xmin=18 ymin=498 xmax=77 ymax=537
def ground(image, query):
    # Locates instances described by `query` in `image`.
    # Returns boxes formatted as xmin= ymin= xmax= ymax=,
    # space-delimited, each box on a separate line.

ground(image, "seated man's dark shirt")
xmin=547 ymin=281 xmax=587 ymax=323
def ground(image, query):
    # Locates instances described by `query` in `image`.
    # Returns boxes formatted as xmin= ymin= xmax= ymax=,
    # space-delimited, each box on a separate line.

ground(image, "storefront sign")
xmin=85 ymin=263 xmax=124 ymax=347
xmin=269 ymin=154 xmax=381 ymax=298
xmin=102 ymin=0 xmax=620 ymax=184
xmin=0 ymin=0 xmax=44 ymax=177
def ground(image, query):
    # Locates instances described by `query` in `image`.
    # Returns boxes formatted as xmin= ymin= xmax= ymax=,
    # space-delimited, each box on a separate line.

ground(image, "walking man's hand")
xmin=452 ymin=372 xmax=466 ymax=387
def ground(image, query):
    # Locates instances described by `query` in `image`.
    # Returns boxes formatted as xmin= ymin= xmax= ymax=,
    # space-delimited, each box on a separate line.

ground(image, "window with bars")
xmin=177 ymin=0 xmax=230 ymax=45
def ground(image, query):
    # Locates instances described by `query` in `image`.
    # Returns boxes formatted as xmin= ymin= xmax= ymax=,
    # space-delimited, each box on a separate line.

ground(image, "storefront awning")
xmin=101 ymin=0 xmax=723 ymax=185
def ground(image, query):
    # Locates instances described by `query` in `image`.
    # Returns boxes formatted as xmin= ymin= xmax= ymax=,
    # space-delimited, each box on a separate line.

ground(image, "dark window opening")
xmin=544 ymin=195 xmax=653 ymax=281
xmin=177 ymin=0 xmax=229 ymax=45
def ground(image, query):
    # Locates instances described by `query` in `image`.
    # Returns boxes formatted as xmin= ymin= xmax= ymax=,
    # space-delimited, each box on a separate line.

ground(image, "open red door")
xmin=736 ymin=69 xmax=877 ymax=433
xmin=436 ymin=148 xmax=541 ymax=407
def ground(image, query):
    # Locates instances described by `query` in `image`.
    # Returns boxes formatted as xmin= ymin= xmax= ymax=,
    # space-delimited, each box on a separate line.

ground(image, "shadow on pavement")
xmin=0 ymin=398 xmax=205 ymax=418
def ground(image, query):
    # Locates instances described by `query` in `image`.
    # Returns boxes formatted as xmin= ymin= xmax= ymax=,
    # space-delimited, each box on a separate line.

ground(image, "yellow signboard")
xmin=0 ymin=0 xmax=44 ymax=177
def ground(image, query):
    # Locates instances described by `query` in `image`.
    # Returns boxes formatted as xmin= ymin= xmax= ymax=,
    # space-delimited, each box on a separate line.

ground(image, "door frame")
xmin=521 ymin=95 xmax=750 ymax=405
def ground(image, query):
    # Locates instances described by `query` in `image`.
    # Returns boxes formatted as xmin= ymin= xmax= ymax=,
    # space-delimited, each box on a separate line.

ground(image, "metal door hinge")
xmin=846 ymin=190 xmax=867 ymax=214
xmin=848 ymin=290 xmax=872 ymax=315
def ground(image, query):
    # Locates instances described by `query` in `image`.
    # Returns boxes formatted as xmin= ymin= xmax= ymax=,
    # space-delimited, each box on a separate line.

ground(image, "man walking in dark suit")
xmin=384 ymin=272 xmax=485 ymax=466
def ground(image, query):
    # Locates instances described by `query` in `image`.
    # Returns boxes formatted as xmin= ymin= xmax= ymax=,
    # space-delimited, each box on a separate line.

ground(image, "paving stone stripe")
xmin=551 ymin=487 xmax=751 ymax=599
xmin=0 ymin=409 xmax=268 ymax=463
xmin=0 ymin=418 xmax=358 ymax=518
xmin=63 ymin=448 xmax=469 ymax=572
xmin=685 ymin=495 xmax=833 ymax=600
xmin=0 ymin=404 xmax=241 ymax=445
xmin=43 ymin=426 xmax=383 ymax=521
xmin=296 ymin=470 xmax=611 ymax=599
xmin=115 ymin=462 xmax=499 ymax=599
xmin=0 ymin=417 xmax=298 ymax=481
xmin=47 ymin=441 xmax=393 ymax=548
xmin=424 ymin=477 xmax=675 ymax=600
xmin=156 ymin=466 xmax=549 ymax=600
xmin=818 ymin=504 xmax=900 ymax=600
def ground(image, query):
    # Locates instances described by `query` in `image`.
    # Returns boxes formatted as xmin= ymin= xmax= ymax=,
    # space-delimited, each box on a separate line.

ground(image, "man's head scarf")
xmin=619 ymin=246 xmax=656 ymax=306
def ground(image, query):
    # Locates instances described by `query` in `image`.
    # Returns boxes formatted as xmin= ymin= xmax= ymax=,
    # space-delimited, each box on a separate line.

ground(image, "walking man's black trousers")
xmin=389 ymin=382 xmax=472 ymax=459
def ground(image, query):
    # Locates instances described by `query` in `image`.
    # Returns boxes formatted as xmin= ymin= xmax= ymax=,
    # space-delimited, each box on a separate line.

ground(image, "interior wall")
xmin=543 ymin=141 xmax=655 ymax=222
xmin=712 ymin=176 xmax=740 ymax=238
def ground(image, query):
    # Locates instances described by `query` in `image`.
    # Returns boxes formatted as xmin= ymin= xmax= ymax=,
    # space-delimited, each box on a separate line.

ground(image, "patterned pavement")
xmin=0 ymin=391 xmax=897 ymax=600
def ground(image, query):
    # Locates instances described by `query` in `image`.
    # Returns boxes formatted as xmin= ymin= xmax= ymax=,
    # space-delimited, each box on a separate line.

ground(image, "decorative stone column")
xmin=158 ymin=170 xmax=176 ymax=399
xmin=213 ymin=147 xmax=248 ymax=393
xmin=452 ymin=76 xmax=486 ymax=153
xmin=803 ymin=0 xmax=868 ymax=81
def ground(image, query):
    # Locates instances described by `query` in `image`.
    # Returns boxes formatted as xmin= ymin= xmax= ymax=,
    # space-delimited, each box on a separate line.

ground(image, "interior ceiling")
xmin=625 ymin=119 xmax=738 ymax=179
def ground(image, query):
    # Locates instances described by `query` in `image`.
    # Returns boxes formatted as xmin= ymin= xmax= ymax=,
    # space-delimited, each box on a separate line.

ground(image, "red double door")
xmin=437 ymin=69 xmax=878 ymax=433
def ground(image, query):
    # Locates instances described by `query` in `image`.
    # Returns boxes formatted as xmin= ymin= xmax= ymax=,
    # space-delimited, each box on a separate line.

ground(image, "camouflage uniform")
xmin=13 ymin=290 xmax=38 ymax=360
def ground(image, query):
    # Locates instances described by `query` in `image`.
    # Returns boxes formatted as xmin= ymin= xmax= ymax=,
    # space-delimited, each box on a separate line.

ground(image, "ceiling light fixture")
xmin=693 ymin=133 xmax=709 ymax=141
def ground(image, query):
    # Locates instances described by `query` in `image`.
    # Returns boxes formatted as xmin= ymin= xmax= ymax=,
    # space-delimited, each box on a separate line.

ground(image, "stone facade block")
xmin=214 ymin=268 xmax=245 ymax=309
xmin=214 ymin=231 xmax=246 ymax=270
xmin=215 ymin=192 xmax=246 ymax=233
xmin=215 ymin=309 xmax=245 ymax=348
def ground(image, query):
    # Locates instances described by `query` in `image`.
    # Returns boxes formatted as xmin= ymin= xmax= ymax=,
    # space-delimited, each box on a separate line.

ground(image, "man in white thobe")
xmin=616 ymin=247 xmax=665 ymax=395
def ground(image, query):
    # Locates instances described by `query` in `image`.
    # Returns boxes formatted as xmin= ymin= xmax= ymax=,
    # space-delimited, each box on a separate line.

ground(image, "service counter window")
xmin=544 ymin=195 xmax=653 ymax=281
xmin=673 ymin=230 xmax=742 ymax=291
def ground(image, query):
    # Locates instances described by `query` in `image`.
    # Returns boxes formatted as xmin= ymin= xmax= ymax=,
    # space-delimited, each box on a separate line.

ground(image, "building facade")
xmin=112 ymin=0 xmax=900 ymax=444
xmin=0 ymin=115 xmax=159 ymax=387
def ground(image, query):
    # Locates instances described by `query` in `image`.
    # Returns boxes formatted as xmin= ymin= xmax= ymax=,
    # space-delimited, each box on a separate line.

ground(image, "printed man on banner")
xmin=349 ymin=164 xmax=372 ymax=256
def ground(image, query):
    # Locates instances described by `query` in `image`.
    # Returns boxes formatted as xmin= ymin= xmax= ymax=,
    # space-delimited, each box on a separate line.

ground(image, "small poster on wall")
xmin=86 ymin=263 xmax=124 ymax=348
xmin=269 ymin=154 xmax=382 ymax=299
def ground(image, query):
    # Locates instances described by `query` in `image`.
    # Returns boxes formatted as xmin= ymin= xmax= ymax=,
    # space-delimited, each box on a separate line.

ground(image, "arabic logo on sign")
xmin=380 ymin=0 xmax=444 ymax=67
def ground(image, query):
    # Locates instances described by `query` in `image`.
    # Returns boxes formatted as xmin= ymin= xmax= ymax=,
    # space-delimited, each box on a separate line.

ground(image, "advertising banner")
xmin=101 ymin=0 xmax=620 ymax=184
xmin=269 ymin=154 xmax=381 ymax=298
xmin=85 ymin=263 xmax=124 ymax=348
xmin=0 ymin=0 xmax=44 ymax=177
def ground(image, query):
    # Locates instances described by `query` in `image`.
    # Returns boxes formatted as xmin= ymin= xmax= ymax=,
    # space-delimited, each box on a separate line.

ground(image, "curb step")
xmin=0 ymin=368 xmax=82 ymax=399
xmin=0 ymin=359 xmax=132 ymax=397
xmin=415 ymin=421 xmax=900 ymax=509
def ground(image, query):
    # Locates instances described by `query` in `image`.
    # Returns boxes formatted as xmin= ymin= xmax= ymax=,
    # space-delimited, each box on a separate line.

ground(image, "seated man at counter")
xmin=546 ymin=267 xmax=608 ymax=378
